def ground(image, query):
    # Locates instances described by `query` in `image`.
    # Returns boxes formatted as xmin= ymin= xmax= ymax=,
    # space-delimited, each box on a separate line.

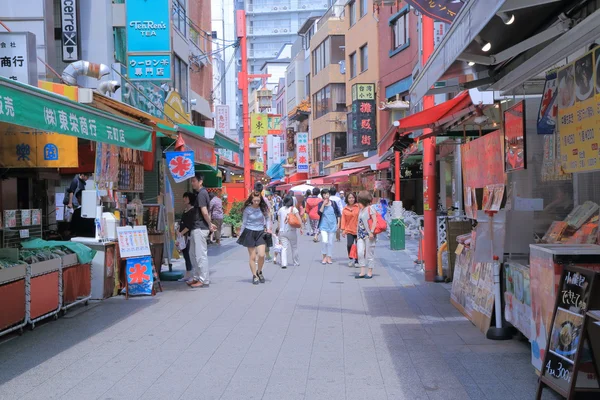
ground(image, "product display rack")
xmin=60 ymin=256 xmax=92 ymax=314
xmin=0 ymin=261 xmax=29 ymax=337
xmin=28 ymin=257 xmax=61 ymax=329
xmin=2 ymin=209 xmax=43 ymax=248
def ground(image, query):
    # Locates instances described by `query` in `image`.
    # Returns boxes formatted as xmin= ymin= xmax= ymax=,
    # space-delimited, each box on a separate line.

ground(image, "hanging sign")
xmin=60 ymin=0 xmax=80 ymax=62
xmin=557 ymin=48 xmax=600 ymax=173
xmin=250 ymin=113 xmax=268 ymax=137
xmin=537 ymin=70 xmax=558 ymax=135
xmin=504 ymin=101 xmax=526 ymax=172
xmin=125 ymin=256 xmax=154 ymax=296
xmin=165 ymin=151 xmax=195 ymax=183
xmin=215 ymin=104 xmax=229 ymax=134
xmin=117 ymin=225 xmax=151 ymax=258
xmin=0 ymin=32 xmax=37 ymax=85
xmin=296 ymin=132 xmax=309 ymax=173
xmin=267 ymin=114 xmax=282 ymax=134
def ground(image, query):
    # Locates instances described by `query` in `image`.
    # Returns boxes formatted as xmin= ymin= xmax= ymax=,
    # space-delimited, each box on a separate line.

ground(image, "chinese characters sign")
xmin=251 ymin=113 xmax=268 ymax=137
xmin=557 ymin=48 xmax=600 ymax=173
xmin=127 ymin=54 xmax=171 ymax=81
xmin=351 ymin=83 xmax=375 ymax=102
xmin=349 ymin=84 xmax=377 ymax=153
xmin=404 ymin=0 xmax=463 ymax=24
xmin=296 ymin=132 xmax=309 ymax=173
xmin=504 ymin=101 xmax=526 ymax=172
xmin=537 ymin=70 xmax=558 ymax=135
xmin=268 ymin=114 xmax=282 ymax=134
xmin=117 ymin=225 xmax=151 ymax=258
xmin=0 ymin=32 xmax=37 ymax=85
xmin=126 ymin=0 xmax=171 ymax=81
xmin=165 ymin=151 xmax=195 ymax=183
xmin=0 ymin=76 xmax=153 ymax=151
xmin=215 ymin=104 xmax=229 ymax=134
xmin=60 ymin=0 xmax=80 ymax=62
xmin=126 ymin=256 xmax=154 ymax=296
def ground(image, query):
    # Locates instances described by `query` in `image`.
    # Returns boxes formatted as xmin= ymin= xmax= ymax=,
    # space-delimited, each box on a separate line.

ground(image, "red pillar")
xmin=394 ymin=150 xmax=400 ymax=202
xmin=236 ymin=10 xmax=252 ymax=196
xmin=422 ymin=15 xmax=437 ymax=282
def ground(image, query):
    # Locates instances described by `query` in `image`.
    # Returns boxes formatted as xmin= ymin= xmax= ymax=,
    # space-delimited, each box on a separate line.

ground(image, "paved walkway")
xmin=0 ymin=233 xmax=553 ymax=400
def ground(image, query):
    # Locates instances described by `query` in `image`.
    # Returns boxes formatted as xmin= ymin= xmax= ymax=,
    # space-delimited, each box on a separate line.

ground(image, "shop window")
xmin=174 ymin=56 xmax=189 ymax=111
xmin=349 ymin=52 xmax=357 ymax=79
xmin=360 ymin=44 xmax=368 ymax=72
xmin=349 ymin=1 xmax=356 ymax=27
xmin=173 ymin=0 xmax=187 ymax=37
xmin=390 ymin=7 xmax=409 ymax=55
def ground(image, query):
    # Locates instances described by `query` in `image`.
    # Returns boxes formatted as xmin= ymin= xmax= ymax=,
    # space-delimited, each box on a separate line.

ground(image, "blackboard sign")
xmin=537 ymin=266 xmax=600 ymax=399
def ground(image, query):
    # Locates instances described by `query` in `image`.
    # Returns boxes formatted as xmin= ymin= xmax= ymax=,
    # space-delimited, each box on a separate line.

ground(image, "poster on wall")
xmin=125 ymin=256 xmax=154 ymax=296
xmin=504 ymin=262 xmax=532 ymax=339
xmin=557 ymin=48 xmax=600 ymax=173
xmin=504 ymin=101 xmax=526 ymax=172
xmin=537 ymin=70 xmax=558 ymax=135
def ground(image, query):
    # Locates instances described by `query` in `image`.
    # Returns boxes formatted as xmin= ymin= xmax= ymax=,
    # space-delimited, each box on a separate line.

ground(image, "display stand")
xmin=28 ymin=258 xmax=61 ymax=329
xmin=0 ymin=258 xmax=28 ymax=337
xmin=60 ymin=253 xmax=91 ymax=314
xmin=537 ymin=266 xmax=600 ymax=399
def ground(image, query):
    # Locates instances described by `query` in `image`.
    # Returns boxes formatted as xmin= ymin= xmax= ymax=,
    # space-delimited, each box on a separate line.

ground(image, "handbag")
xmin=370 ymin=206 xmax=387 ymax=235
xmin=263 ymin=232 xmax=273 ymax=248
xmin=349 ymin=243 xmax=358 ymax=259
xmin=287 ymin=211 xmax=302 ymax=229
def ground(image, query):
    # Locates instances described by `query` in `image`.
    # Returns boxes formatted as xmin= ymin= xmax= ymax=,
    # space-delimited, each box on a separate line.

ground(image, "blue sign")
xmin=126 ymin=0 xmax=171 ymax=53
xmin=126 ymin=256 xmax=154 ymax=296
xmin=165 ymin=151 xmax=195 ymax=183
xmin=127 ymin=54 xmax=171 ymax=81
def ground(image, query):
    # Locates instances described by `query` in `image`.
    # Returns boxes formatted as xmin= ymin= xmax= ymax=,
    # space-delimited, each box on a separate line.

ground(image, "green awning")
xmin=0 ymin=76 xmax=152 ymax=151
xmin=214 ymin=132 xmax=239 ymax=153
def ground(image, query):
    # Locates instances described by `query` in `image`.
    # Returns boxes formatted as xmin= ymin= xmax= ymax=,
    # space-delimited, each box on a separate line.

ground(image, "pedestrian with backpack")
xmin=355 ymin=191 xmax=384 ymax=279
xmin=277 ymin=195 xmax=302 ymax=268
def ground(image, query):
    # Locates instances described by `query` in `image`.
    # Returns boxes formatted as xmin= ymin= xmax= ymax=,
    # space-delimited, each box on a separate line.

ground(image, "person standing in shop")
xmin=209 ymin=190 xmax=224 ymax=245
xmin=329 ymin=187 xmax=343 ymax=242
xmin=277 ymin=195 xmax=302 ymax=269
xmin=65 ymin=173 xmax=90 ymax=209
xmin=317 ymin=188 xmax=341 ymax=264
xmin=238 ymin=190 xmax=271 ymax=284
xmin=305 ymin=187 xmax=322 ymax=241
xmin=341 ymin=192 xmax=360 ymax=267
xmin=188 ymin=173 xmax=216 ymax=288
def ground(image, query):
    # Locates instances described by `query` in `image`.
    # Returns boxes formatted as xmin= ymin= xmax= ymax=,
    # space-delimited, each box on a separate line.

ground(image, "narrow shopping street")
xmin=0 ymin=235 xmax=546 ymax=400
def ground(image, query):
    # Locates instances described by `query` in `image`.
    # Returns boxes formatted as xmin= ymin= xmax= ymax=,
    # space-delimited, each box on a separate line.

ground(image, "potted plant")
xmin=223 ymin=200 xmax=244 ymax=238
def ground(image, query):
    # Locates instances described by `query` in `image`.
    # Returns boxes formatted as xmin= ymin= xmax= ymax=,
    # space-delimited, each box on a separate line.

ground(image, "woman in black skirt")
xmin=237 ymin=191 xmax=272 ymax=284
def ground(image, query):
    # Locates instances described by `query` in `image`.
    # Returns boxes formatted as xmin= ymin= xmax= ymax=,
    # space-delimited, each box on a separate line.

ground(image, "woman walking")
xmin=340 ymin=192 xmax=360 ymax=267
xmin=209 ymin=190 xmax=224 ymax=245
xmin=305 ymin=187 xmax=322 ymax=241
xmin=356 ymin=191 xmax=377 ymax=279
xmin=317 ymin=188 xmax=341 ymax=264
xmin=238 ymin=191 xmax=271 ymax=285
xmin=178 ymin=192 xmax=196 ymax=282
xmin=277 ymin=195 xmax=302 ymax=269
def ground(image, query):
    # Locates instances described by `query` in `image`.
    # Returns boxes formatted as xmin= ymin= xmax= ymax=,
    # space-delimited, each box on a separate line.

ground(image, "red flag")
xmin=175 ymin=133 xmax=186 ymax=151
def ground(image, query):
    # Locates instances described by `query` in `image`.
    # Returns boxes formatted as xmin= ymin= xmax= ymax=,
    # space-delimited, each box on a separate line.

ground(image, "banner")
xmin=461 ymin=130 xmax=505 ymax=189
xmin=165 ymin=151 xmax=195 ymax=183
xmin=215 ymin=104 xmax=229 ymax=134
xmin=250 ymin=113 xmax=268 ymax=137
xmin=504 ymin=101 xmax=526 ymax=172
xmin=557 ymin=48 xmax=600 ymax=173
xmin=537 ymin=71 xmax=558 ymax=135
xmin=126 ymin=256 xmax=153 ymax=296
xmin=404 ymin=0 xmax=463 ymax=24
xmin=296 ymin=132 xmax=309 ymax=173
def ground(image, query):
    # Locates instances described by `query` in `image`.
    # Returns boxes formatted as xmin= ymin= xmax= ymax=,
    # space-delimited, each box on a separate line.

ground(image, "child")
xmin=271 ymin=228 xmax=283 ymax=266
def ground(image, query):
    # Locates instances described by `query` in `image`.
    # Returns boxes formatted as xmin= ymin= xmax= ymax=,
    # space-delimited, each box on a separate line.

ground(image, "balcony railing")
xmin=248 ymin=26 xmax=293 ymax=36
xmin=316 ymin=4 xmax=345 ymax=30
xmin=247 ymin=2 xmax=328 ymax=14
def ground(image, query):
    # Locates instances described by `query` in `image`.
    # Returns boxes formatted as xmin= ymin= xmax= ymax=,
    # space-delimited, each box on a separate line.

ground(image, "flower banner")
xmin=126 ymin=256 xmax=153 ymax=296
xmin=165 ymin=151 xmax=195 ymax=183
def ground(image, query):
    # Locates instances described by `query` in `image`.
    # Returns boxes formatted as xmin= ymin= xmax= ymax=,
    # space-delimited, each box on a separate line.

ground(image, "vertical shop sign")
xmin=215 ymin=104 xmax=229 ymax=134
xmin=0 ymin=32 xmax=37 ymax=84
xmin=423 ymin=175 xmax=431 ymax=211
xmin=557 ymin=49 xmax=600 ymax=173
xmin=126 ymin=0 xmax=171 ymax=81
xmin=349 ymin=84 xmax=376 ymax=153
xmin=60 ymin=0 xmax=80 ymax=62
xmin=537 ymin=71 xmax=558 ymax=135
xmin=286 ymin=127 xmax=296 ymax=152
xmin=504 ymin=101 xmax=526 ymax=172
xmin=296 ymin=132 xmax=309 ymax=173
xmin=267 ymin=114 xmax=282 ymax=134
xmin=250 ymin=113 xmax=268 ymax=137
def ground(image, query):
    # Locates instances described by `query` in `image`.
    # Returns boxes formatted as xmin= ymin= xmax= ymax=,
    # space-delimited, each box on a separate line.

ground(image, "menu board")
xmin=116 ymin=226 xmax=151 ymax=258
xmin=557 ymin=48 xmax=600 ymax=173
xmin=540 ymin=266 xmax=600 ymax=396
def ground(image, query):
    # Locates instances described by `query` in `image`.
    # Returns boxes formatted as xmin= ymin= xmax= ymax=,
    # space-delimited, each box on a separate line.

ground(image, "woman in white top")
xmin=277 ymin=195 xmax=303 ymax=268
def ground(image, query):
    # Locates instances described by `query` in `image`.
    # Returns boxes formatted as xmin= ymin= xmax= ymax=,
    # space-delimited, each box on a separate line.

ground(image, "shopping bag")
xmin=349 ymin=243 xmax=358 ymax=259
xmin=287 ymin=212 xmax=302 ymax=229
xmin=370 ymin=206 xmax=387 ymax=235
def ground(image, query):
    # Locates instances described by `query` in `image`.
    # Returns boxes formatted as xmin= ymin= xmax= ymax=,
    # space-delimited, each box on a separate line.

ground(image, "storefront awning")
xmin=286 ymin=172 xmax=308 ymax=183
xmin=378 ymin=91 xmax=473 ymax=157
xmin=324 ymin=155 xmax=364 ymax=169
xmin=307 ymin=178 xmax=325 ymax=186
xmin=0 ymin=76 xmax=152 ymax=151
xmin=323 ymin=167 xmax=368 ymax=184
xmin=159 ymin=123 xmax=216 ymax=167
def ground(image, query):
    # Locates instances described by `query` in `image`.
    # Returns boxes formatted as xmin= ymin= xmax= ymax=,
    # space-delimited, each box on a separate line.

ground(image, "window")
xmin=360 ymin=0 xmax=368 ymax=18
xmin=312 ymin=37 xmax=330 ymax=75
xmin=330 ymin=35 xmax=345 ymax=64
xmin=349 ymin=52 xmax=357 ymax=79
xmin=349 ymin=1 xmax=356 ymax=27
xmin=173 ymin=0 xmax=187 ymax=37
xmin=360 ymin=44 xmax=368 ymax=72
xmin=312 ymin=84 xmax=346 ymax=119
xmin=391 ymin=8 xmax=409 ymax=53
xmin=174 ymin=56 xmax=189 ymax=110
xmin=305 ymin=74 xmax=310 ymax=98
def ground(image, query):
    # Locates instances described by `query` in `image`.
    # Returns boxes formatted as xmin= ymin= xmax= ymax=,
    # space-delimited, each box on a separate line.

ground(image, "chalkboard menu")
xmin=537 ymin=266 xmax=600 ymax=399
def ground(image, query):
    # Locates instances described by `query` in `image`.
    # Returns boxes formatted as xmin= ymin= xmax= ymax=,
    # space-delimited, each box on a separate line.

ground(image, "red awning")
xmin=276 ymin=183 xmax=292 ymax=191
xmin=378 ymin=91 xmax=473 ymax=157
xmin=308 ymin=178 xmax=325 ymax=186
xmin=377 ymin=161 xmax=391 ymax=170
xmin=323 ymin=167 xmax=368 ymax=184
xmin=286 ymin=172 xmax=309 ymax=183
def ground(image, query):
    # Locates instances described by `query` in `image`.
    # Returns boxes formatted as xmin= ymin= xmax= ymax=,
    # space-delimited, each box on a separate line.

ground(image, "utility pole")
xmin=421 ymin=15 xmax=437 ymax=282
xmin=236 ymin=10 xmax=271 ymax=195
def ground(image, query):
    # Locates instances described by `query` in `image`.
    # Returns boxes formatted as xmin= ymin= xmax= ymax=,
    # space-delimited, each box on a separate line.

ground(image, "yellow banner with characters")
xmin=250 ymin=113 xmax=268 ymax=137
xmin=557 ymin=48 xmax=600 ymax=173
xmin=0 ymin=81 xmax=78 ymax=168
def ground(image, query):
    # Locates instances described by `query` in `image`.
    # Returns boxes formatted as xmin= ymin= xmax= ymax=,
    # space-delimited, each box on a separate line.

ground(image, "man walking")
xmin=188 ymin=173 xmax=216 ymax=288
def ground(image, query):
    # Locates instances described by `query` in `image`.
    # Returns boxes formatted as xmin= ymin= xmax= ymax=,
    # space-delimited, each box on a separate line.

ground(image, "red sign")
xmin=461 ymin=130 xmax=505 ymax=188
xmin=183 ymin=133 xmax=216 ymax=167
xmin=504 ymin=101 xmax=526 ymax=172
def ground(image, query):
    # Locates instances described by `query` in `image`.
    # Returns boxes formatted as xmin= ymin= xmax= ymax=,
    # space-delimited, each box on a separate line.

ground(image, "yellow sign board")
xmin=164 ymin=90 xmax=191 ymax=124
xmin=557 ymin=48 xmax=600 ymax=173
xmin=351 ymin=83 xmax=375 ymax=102
xmin=251 ymin=113 xmax=268 ymax=137
xmin=0 ymin=81 xmax=78 ymax=168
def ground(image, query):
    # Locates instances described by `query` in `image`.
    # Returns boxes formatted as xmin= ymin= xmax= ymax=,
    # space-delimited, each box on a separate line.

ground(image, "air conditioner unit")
xmin=273 ymin=29 xmax=278 ymax=33
xmin=273 ymin=6 xmax=278 ymax=10
xmin=302 ymin=5 xmax=306 ymax=9
xmin=339 ymin=60 xmax=346 ymax=74
xmin=283 ymin=6 xmax=287 ymax=10
xmin=283 ymin=29 xmax=288 ymax=32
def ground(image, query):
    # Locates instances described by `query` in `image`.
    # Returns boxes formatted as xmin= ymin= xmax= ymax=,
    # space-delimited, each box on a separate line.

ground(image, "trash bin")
xmin=390 ymin=219 xmax=405 ymax=250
